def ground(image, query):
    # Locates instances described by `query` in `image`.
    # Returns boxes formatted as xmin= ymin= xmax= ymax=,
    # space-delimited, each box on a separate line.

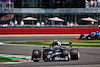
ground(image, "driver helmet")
xmin=53 ymin=40 xmax=58 ymax=44
xmin=52 ymin=40 xmax=59 ymax=48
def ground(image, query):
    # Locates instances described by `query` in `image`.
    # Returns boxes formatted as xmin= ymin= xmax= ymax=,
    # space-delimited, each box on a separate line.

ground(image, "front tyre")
xmin=70 ymin=49 xmax=80 ymax=60
xmin=31 ymin=49 xmax=41 ymax=62
xmin=61 ymin=49 xmax=71 ymax=61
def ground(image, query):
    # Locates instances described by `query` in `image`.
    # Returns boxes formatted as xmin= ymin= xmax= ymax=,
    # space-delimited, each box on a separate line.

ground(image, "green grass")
xmin=0 ymin=56 xmax=29 ymax=62
xmin=0 ymin=58 xmax=15 ymax=62
xmin=8 ymin=42 xmax=52 ymax=45
xmin=6 ymin=40 xmax=100 ymax=47
xmin=71 ymin=40 xmax=100 ymax=47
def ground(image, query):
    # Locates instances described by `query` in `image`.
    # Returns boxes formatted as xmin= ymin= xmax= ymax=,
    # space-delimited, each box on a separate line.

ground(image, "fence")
xmin=0 ymin=25 xmax=98 ymax=28
xmin=0 ymin=2 xmax=14 ymax=11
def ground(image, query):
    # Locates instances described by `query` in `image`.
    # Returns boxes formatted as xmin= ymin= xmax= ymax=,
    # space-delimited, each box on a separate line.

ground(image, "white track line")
xmin=0 ymin=42 xmax=3 ymax=44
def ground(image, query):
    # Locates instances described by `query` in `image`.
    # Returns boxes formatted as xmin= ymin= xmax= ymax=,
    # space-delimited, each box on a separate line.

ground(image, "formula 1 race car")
xmin=31 ymin=40 xmax=80 ymax=62
xmin=77 ymin=31 xmax=100 ymax=40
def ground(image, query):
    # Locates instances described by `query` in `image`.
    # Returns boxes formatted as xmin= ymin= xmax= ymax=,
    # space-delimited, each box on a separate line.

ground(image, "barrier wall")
xmin=0 ymin=28 xmax=100 ymax=34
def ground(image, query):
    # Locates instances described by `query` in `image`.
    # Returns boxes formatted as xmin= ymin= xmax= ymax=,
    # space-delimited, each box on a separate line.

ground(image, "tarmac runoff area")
xmin=0 ymin=34 xmax=79 ymax=42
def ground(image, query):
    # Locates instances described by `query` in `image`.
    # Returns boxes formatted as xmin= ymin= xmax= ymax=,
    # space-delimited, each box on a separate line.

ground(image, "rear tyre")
xmin=31 ymin=49 xmax=41 ymax=62
xmin=70 ymin=48 xmax=80 ymax=60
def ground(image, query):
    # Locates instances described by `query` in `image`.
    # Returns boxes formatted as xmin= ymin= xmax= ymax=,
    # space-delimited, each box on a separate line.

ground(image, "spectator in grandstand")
xmin=94 ymin=0 xmax=97 ymax=7
xmin=86 ymin=1 xmax=90 ymax=8
xmin=14 ymin=20 xmax=18 ymax=26
xmin=85 ymin=0 xmax=88 ymax=3
xmin=90 ymin=0 xmax=94 ymax=7
xmin=3 ymin=0 xmax=6 ymax=9
xmin=91 ymin=21 xmax=94 ymax=25
xmin=97 ymin=0 xmax=100 ymax=7
xmin=67 ymin=21 xmax=70 ymax=27
xmin=36 ymin=21 xmax=40 ymax=27
xmin=11 ymin=21 xmax=14 ymax=27
xmin=41 ymin=21 xmax=44 ymax=26
xmin=70 ymin=21 xmax=74 ymax=27
xmin=9 ymin=21 xmax=12 ymax=25
xmin=60 ymin=22 xmax=63 ymax=27
xmin=20 ymin=20 xmax=24 ymax=27
xmin=74 ymin=22 xmax=79 ymax=26
xmin=45 ymin=20 xmax=48 ymax=25
xmin=9 ymin=21 xmax=14 ymax=27
xmin=2 ymin=23 xmax=8 ymax=27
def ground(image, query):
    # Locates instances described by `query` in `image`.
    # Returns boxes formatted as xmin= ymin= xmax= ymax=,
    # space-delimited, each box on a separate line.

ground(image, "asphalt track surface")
xmin=0 ymin=35 xmax=100 ymax=67
xmin=0 ymin=35 xmax=77 ymax=42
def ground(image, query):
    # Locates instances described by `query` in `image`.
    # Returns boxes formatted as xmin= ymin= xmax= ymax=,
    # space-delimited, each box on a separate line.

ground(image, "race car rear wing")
xmin=61 ymin=42 xmax=72 ymax=47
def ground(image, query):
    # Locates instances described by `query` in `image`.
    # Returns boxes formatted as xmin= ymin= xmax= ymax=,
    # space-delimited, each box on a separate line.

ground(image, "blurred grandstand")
xmin=0 ymin=0 xmax=100 ymax=28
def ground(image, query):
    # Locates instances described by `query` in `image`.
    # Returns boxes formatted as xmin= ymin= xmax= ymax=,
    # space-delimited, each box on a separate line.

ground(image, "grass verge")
xmin=0 ymin=56 xmax=29 ymax=62
xmin=0 ymin=58 xmax=15 ymax=62
xmin=6 ymin=40 xmax=100 ymax=47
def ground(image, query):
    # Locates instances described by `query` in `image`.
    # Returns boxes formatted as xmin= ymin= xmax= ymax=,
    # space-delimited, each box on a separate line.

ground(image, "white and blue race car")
xmin=31 ymin=40 xmax=80 ymax=62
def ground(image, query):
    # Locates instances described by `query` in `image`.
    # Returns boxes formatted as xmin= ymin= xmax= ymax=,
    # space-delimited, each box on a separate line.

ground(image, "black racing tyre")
xmin=31 ymin=49 xmax=41 ymax=62
xmin=98 ymin=36 xmax=100 ymax=39
xmin=61 ymin=49 xmax=70 ymax=61
xmin=33 ymin=60 xmax=39 ymax=62
xmin=80 ymin=34 xmax=84 ymax=39
xmin=96 ymin=35 xmax=99 ymax=39
xmin=70 ymin=48 xmax=80 ymax=60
